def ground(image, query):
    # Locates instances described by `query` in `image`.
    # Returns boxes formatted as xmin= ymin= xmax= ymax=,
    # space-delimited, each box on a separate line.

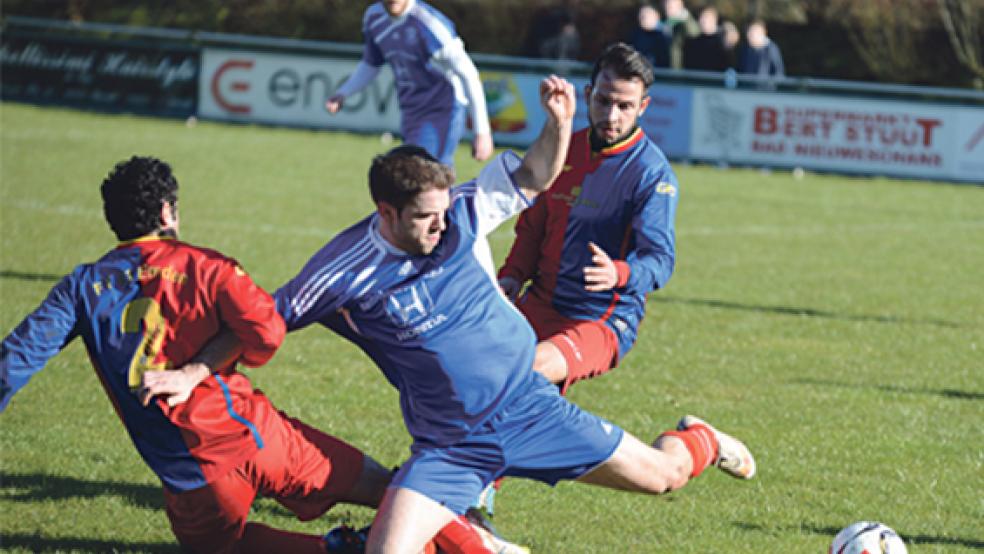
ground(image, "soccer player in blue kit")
xmin=326 ymin=0 xmax=494 ymax=166
xmin=194 ymin=75 xmax=755 ymax=552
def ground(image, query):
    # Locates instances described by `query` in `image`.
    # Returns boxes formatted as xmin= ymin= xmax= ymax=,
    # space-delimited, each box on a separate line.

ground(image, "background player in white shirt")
xmin=326 ymin=0 xmax=493 ymax=166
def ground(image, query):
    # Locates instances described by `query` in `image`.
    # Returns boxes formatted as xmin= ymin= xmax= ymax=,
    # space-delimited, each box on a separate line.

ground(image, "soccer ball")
xmin=830 ymin=521 xmax=907 ymax=554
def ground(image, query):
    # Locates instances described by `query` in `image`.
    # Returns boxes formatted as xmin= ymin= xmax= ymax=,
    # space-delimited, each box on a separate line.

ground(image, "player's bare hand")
xmin=325 ymin=94 xmax=345 ymax=114
xmin=583 ymin=242 xmax=618 ymax=292
xmin=473 ymin=133 xmax=494 ymax=161
xmin=539 ymin=75 xmax=576 ymax=125
xmin=498 ymin=276 xmax=522 ymax=302
xmin=138 ymin=363 xmax=211 ymax=407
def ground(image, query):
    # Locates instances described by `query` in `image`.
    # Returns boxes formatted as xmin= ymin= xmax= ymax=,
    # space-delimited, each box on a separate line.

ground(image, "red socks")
xmin=659 ymin=423 xmax=718 ymax=478
xmin=432 ymin=515 xmax=495 ymax=554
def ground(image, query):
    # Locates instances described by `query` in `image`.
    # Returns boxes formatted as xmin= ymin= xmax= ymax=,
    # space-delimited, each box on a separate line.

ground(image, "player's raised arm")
xmin=513 ymin=75 xmax=576 ymax=199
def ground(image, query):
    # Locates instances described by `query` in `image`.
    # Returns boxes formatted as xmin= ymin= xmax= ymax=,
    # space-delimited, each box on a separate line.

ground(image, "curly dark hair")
xmin=590 ymin=42 xmax=655 ymax=89
xmin=101 ymin=156 xmax=179 ymax=241
xmin=368 ymin=145 xmax=455 ymax=212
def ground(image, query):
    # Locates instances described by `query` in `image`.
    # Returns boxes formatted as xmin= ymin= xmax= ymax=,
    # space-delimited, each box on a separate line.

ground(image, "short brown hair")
xmin=369 ymin=145 xmax=455 ymax=212
xmin=590 ymin=42 xmax=655 ymax=89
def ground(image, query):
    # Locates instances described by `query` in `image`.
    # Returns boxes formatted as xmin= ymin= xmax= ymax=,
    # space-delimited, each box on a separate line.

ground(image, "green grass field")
xmin=1 ymin=102 xmax=982 ymax=553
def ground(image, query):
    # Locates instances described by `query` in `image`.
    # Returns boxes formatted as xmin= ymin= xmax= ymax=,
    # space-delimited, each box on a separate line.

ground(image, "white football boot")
xmin=677 ymin=415 xmax=756 ymax=480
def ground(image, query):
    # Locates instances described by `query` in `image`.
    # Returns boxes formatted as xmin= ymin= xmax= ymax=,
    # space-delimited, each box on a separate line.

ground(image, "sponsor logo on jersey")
xmin=385 ymin=282 xmax=434 ymax=327
xmin=551 ymin=186 xmax=598 ymax=209
xmin=656 ymin=181 xmax=677 ymax=197
xmin=396 ymin=313 xmax=448 ymax=341
xmin=384 ymin=281 xmax=451 ymax=341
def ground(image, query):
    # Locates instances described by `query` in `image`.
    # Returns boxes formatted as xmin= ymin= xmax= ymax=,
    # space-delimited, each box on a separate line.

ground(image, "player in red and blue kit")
xmin=0 ymin=157 xmax=500 ymax=554
xmin=326 ymin=0 xmax=494 ymax=166
xmin=498 ymin=43 xmax=679 ymax=395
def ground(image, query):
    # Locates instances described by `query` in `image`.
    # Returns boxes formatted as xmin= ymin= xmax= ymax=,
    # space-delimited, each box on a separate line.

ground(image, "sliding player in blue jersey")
xmin=190 ymin=75 xmax=756 ymax=553
xmin=326 ymin=0 xmax=493 ymax=166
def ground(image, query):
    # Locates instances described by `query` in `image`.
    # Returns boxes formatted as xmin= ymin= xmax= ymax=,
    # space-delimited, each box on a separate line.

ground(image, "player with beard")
xmin=498 ymin=42 xmax=680 ymax=397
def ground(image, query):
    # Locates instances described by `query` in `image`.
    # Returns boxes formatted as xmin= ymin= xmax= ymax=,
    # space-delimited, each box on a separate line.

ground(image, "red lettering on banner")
xmin=914 ymin=118 xmax=940 ymax=146
xmin=754 ymin=107 xmax=777 ymax=134
xmin=752 ymin=140 xmax=784 ymax=153
xmin=966 ymin=123 xmax=984 ymax=152
xmin=211 ymin=59 xmax=254 ymax=114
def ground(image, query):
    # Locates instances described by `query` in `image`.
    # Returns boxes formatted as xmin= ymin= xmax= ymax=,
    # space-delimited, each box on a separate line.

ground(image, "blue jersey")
xmin=362 ymin=0 xmax=463 ymax=131
xmin=275 ymin=152 xmax=539 ymax=448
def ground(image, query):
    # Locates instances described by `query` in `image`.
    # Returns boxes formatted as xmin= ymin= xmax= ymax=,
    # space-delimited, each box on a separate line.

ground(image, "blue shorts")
xmin=402 ymin=102 xmax=466 ymax=166
xmin=392 ymin=374 xmax=625 ymax=515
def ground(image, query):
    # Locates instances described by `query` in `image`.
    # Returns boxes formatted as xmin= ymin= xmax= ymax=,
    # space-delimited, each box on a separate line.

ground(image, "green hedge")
xmin=2 ymin=0 xmax=975 ymax=88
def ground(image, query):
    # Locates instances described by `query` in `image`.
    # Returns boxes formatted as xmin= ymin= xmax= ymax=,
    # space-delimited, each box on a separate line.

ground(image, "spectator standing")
xmin=739 ymin=19 xmax=785 ymax=78
xmin=663 ymin=0 xmax=699 ymax=69
xmin=683 ymin=5 xmax=730 ymax=72
xmin=630 ymin=4 xmax=671 ymax=68
xmin=538 ymin=8 xmax=581 ymax=60
xmin=721 ymin=20 xmax=740 ymax=68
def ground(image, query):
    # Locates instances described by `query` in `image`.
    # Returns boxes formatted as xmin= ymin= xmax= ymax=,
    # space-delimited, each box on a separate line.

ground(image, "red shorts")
xmin=164 ymin=393 xmax=364 ymax=554
xmin=518 ymin=292 xmax=619 ymax=394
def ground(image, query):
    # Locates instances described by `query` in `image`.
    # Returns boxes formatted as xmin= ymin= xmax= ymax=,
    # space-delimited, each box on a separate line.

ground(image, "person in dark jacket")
xmin=738 ymin=19 xmax=785 ymax=78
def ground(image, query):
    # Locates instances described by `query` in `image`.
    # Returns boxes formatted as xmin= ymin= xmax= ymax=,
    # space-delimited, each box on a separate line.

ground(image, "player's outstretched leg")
xmin=677 ymin=415 xmax=756 ymax=480
xmin=576 ymin=416 xmax=755 ymax=495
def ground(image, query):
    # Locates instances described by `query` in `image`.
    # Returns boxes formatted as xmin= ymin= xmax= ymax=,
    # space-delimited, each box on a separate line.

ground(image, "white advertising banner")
xmin=690 ymin=89 xmax=983 ymax=183
xmin=953 ymin=108 xmax=984 ymax=182
xmin=199 ymin=47 xmax=980 ymax=183
xmin=200 ymin=48 xmax=400 ymax=132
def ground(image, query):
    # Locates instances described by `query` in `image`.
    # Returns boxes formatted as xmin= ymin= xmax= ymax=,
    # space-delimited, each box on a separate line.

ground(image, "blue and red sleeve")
xmin=498 ymin=193 xmax=547 ymax=284
xmin=621 ymin=168 xmax=679 ymax=294
xmin=0 ymin=273 xmax=79 ymax=412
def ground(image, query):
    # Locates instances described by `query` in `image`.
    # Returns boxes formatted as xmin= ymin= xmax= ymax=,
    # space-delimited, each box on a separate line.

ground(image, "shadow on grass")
xmin=653 ymin=295 xmax=962 ymax=328
xmin=1 ymin=473 xmax=368 ymax=545
xmin=0 ymin=270 xmax=63 ymax=283
xmin=0 ymin=533 xmax=179 ymax=553
xmin=0 ymin=472 xmax=163 ymax=511
xmin=791 ymin=377 xmax=984 ymax=401
xmin=736 ymin=522 xmax=984 ymax=550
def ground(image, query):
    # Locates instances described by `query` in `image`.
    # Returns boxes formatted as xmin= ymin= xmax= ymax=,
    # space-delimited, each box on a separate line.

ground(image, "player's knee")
xmin=642 ymin=452 xmax=690 ymax=495
xmin=532 ymin=341 xmax=567 ymax=384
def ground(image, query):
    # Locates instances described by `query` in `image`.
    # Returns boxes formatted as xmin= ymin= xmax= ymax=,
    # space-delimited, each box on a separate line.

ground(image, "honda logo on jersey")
xmin=385 ymin=282 xmax=434 ymax=327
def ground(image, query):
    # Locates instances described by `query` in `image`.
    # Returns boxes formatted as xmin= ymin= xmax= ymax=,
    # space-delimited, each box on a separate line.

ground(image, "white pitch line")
xmin=5 ymin=197 xmax=982 ymax=240
xmin=2 ymin=198 xmax=336 ymax=238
